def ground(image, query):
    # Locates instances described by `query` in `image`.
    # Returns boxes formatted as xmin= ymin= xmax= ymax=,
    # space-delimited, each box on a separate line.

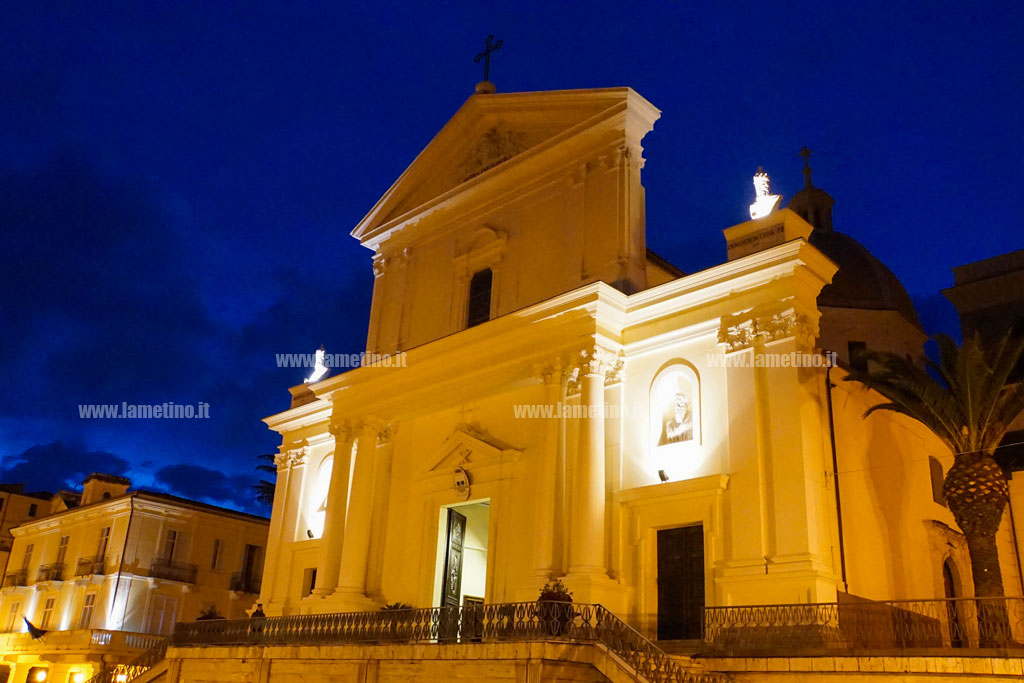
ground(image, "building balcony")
xmin=150 ymin=558 xmax=197 ymax=584
xmin=229 ymin=572 xmax=261 ymax=594
xmin=74 ymin=555 xmax=108 ymax=577
xmin=37 ymin=562 xmax=66 ymax=582
xmin=2 ymin=570 xmax=28 ymax=587
xmin=0 ymin=627 xmax=163 ymax=654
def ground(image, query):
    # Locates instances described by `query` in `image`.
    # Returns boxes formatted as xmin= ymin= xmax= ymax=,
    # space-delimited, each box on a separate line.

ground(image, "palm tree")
xmin=845 ymin=331 xmax=1024 ymax=645
xmin=252 ymin=453 xmax=277 ymax=507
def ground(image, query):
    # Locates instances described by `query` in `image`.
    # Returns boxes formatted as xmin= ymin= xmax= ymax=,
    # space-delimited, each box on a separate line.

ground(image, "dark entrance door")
xmin=439 ymin=508 xmax=467 ymax=641
xmin=657 ymin=525 xmax=705 ymax=640
xmin=943 ymin=559 xmax=964 ymax=647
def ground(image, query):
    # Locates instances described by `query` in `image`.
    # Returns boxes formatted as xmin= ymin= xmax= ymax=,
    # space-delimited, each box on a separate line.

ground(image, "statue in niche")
xmin=659 ymin=391 xmax=693 ymax=445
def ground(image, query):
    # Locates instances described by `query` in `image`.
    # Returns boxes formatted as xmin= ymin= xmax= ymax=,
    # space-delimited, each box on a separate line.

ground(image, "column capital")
xmin=274 ymin=446 xmax=308 ymax=471
xmin=354 ymin=417 xmax=386 ymax=439
xmin=719 ymin=306 xmax=815 ymax=353
xmin=329 ymin=419 xmax=355 ymax=444
xmin=578 ymin=346 xmax=620 ymax=378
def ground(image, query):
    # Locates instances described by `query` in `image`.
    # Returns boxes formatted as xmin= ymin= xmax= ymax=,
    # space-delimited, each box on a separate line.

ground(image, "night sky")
xmin=2 ymin=2 xmax=1021 ymax=514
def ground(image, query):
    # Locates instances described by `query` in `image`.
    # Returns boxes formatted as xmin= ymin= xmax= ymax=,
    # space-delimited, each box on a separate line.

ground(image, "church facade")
xmin=258 ymin=86 xmax=1023 ymax=642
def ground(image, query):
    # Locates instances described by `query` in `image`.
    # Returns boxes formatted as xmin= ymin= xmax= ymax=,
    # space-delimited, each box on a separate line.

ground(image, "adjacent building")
xmin=0 ymin=474 xmax=268 ymax=683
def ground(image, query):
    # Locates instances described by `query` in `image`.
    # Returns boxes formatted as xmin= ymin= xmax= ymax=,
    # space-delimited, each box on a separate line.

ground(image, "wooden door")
xmin=439 ymin=508 xmax=467 ymax=641
xmin=657 ymin=525 xmax=705 ymax=640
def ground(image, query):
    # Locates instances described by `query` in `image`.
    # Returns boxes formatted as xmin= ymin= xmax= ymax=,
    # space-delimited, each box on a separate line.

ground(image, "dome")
xmin=808 ymin=229 xmax=921 ymax=327
xmin=787 ymin=148 xmax=920 ymax=328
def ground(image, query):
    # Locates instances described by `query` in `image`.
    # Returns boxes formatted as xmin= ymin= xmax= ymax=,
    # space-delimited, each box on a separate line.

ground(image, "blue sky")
xmin=1 ymin=1 xmax=1021 ymax=513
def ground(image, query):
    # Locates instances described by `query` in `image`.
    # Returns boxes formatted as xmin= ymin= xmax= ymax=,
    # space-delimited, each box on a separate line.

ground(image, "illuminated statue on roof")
xmin=749 ymin=166 xmax=782 ymax=219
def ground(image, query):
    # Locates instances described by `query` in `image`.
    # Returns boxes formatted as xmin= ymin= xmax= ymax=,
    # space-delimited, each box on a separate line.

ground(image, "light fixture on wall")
xmin=306 ymin=529 xmax=314 ymax=539
xmin=658 ymin=470 xmax=669 ymax=483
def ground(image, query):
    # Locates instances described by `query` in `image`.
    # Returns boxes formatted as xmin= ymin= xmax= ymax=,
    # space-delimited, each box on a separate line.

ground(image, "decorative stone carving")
xmin=376 ymin=422 xmax=395 ymax=446
xmin=718 ymin=308 xmax=813 ymax=353
xmin=459 ymin=127 xmax=528 ymax=182
xmin=579 ymin=346 xmax=619 ymax=377
xmin=274 ymin=446 xmax=309 ymax=471
xmin=453 ymin=467 xmax=470 ymax=500
xmin=604 ymin=352 xmax=626 ymax=386
xmin=329 ymin=420 xmax=353 ymax=445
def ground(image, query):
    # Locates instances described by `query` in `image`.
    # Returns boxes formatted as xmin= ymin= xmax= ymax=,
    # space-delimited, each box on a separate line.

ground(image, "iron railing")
xmin=172 ymin=602 xmax=725 ymax=683
xmin=150 ymin=558 xmax=197 ymax=584
xmin=2 ymin=570 xmax=28 ymax=587
xmin=85 ymin=637 xmax=169 ymax=683
xmin=705 ymin=596 xmax=1024 ymax=654
xmin=75 ymin=555 xmax=107 ymax=577
xmin=37 ymin=562 xmax=65 ymax=582
xmin=229 ymin=572 xmax=261 ymax=594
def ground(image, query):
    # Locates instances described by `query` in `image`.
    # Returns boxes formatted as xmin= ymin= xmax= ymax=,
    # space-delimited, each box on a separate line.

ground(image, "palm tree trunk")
xmin=964 ymin=529 xmax=1013 ymax=646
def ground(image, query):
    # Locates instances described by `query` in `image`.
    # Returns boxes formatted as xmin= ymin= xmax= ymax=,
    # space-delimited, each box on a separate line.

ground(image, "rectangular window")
xmin=21 ymin=544 xmax=33 ymax=571
xmin=466 ymin=268 xmax=493 ymax=328
xmin=79 ymin=593 xmax=96 ymax=628
xmin=163 ymin=529 xmax=178 ymax=561
xmin=97 ymin=527 xmax=111 ymax=557
xmin=848 ymin=340 xmax=868 ymax=372
xmin=56 ymin=535 xmax=69 ymax=565
xmin=6 ymin=601 xmax=21 ymax=632
xmin=301 ymin=567 xmax=317 ymax=598
xmin=210 ymin=539 xmax=222 ymax=570
xmin=40 ymin=597 xmax=55 ymax=630
xmin=27 ymin=503 xmax=37 ymax=517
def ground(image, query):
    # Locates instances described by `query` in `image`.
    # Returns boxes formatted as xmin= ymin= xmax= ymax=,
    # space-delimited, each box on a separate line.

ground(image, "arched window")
xmin=467 ymin=268 xmax=493 ymax=328
xmin=929 ymin=456 xmax=946 ymax=506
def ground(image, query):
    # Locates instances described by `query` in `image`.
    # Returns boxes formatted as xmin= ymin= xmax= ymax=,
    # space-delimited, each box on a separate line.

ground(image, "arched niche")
xmin=648 ymin=360 xmax=704 ymax=481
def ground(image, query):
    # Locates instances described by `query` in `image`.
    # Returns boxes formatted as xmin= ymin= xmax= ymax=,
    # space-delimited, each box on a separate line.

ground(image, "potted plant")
xmin=537 ymin=579 xmax=573 ymax=636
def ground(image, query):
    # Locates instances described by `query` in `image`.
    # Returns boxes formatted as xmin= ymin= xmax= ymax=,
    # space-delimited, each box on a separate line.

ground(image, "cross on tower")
xmin=474 ymin=35 xmax=503 ymax=82
xmin=799 ymin=146 xmax=814 ymax=189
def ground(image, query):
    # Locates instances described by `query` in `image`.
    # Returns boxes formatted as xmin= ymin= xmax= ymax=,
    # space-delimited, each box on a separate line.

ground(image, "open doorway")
xmin=432 ymin=499 xmax=490 ymax=609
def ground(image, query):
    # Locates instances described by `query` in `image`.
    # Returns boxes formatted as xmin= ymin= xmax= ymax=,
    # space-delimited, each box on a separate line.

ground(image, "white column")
xmin=336 ymin=419 xmax=382 ymax=601
xmin=260 ymin=447 xmax=306 ymax=609
xmin=533 ymin=359 xmax=564 ymax=579
xmin=569 ymin=348 xmax=613 ymax=576
xmin=313 ymin=422 xmax=355 ymax=596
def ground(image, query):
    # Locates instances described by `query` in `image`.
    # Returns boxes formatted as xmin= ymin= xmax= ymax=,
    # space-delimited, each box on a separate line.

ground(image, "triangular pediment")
xmin=351 ymin=87 xmax=660 ymax=248
xmin=422 ymin=424 xmax=521 ymax=474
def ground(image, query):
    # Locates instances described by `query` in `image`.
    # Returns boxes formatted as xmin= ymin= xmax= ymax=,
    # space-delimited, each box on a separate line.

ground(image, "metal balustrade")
xmin=75 ymin=555 xmax=107 ymax=577
xmin=2 ymin=570 xmax=28 ymax=587
xmin=149 ymin=558 xmax=198 ymax=584
xmin=705 ymin=596 xmax=1024 ymax=654
xmin=166 ymin=602 xmax=724 ymax=683
xmin=37 ymin=562 xmax=65 ymax=582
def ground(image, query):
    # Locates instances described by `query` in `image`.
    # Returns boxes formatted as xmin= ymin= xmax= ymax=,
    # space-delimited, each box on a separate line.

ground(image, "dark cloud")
xmin=0 ymin=441 xmax=130 ymax=493
xmin=153 ymin=463 xmax=265 ymax=515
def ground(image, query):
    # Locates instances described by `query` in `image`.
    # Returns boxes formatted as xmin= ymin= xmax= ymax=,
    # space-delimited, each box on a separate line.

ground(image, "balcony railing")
xmin=171 ymin=602 xmax=726 ymax=683
xmin=150 ymin=558 xmax=197 ymax=583
xmin=229 ymin=572 xmax=261 ymax=594
xmin=704 ymin=596 xmax=1024 ymax=654
xmin=37 ymin=562 xmax=65 ymax=582
xmin=75 ymin=555 xmax=107 ymax=577
xmin=2 ymin=570 xmax=28 ymax=587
